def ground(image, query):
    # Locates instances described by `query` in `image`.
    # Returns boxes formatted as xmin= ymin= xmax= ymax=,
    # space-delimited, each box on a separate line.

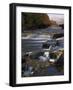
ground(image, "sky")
xmin=48 ymin=13 xmax=64 ymax=25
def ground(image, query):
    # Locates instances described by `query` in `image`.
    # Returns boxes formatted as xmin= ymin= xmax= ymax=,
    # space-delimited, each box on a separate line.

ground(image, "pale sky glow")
xmin=48 ymin=13 xmax=64 ymax=24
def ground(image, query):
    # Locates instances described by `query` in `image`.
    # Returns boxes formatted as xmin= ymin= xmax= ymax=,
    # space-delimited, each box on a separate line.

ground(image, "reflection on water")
xmin=22 ymin=63 xmax=64 ymax=77
xmin=22 ymin=51 xmax=64 ymax=77
xmin=47 ymin=66 xmax=64 ymax=76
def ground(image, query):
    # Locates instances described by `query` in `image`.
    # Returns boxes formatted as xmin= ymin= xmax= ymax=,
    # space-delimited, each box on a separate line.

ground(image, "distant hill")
xmin=50 ymin=20 xmax=58 ymax=26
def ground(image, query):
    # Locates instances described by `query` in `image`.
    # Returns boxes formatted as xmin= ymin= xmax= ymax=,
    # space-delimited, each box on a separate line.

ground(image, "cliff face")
xmin=40 ymin=14 xmax=51 ymax=26
xmin=22 ymin=13 xmax=51 ymax=31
